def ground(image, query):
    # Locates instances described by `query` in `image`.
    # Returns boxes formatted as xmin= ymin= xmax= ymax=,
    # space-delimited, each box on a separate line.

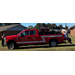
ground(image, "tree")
xmin=51 ymin=23 xmax=57 ymax=29
xmin=28 ymin=25 xmax=33 ymax=29
xmin=41 ymin=23 xmax=47 ymax=27
xmin=34 ymin=23 xmax=48 ymax=29
xmin=57 ymin=24 xmax=63 ymax=29
xmin=34 ymin=23 xmax=42 ymax=29
xmin=65 ymin=25 xmax=68 ymax=29
xmin=46 ymin=23 xmax=52 ymax=29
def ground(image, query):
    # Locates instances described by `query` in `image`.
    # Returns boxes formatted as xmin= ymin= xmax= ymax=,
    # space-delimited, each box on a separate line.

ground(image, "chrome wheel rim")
xmin=51 ymin=41 xmax=56 ymax=47
xmin=9 ymin=43 xmax=14 ymax=50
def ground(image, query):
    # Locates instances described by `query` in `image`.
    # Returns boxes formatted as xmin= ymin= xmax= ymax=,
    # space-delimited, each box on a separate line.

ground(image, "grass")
xmin=0 ymin=34 xmax=75 ymax=51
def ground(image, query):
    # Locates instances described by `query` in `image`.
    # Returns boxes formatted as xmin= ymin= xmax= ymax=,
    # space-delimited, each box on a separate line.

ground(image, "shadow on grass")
xmin=57 ymin=44 xmax=75 ymax=47
xmin=14 ymin=44 xmax=75 ymax=50
xmin=15 ymin=45 xmax=50 ymax=50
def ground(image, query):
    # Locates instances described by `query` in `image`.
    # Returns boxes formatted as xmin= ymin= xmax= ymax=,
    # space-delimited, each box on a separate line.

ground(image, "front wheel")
xmin=49 ymin=40 xmax=57 ymax=47
xmin=7 ymin=42 xmax=15 ymax=50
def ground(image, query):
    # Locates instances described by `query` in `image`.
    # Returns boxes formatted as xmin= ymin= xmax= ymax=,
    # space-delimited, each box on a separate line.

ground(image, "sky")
xmin=21 ymin=23 xmax=75 ymax=28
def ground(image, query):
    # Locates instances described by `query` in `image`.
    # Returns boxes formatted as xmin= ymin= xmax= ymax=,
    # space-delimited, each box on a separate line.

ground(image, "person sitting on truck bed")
xmin=46 ymin=27 xmax=50 ymax=35
xmin=50 ymin=29 xmax=55 ymax=34
xmin=39 ymin=28 xmax=43 ymax=35
xmin=46 ymin=27 xmax=49 ymax=32
xmin=64 ymin=31 xmax=72 ymax=44
xmin=43 ymin=27 xmax=46 ymax=35
xmin=39 ymin=27 xmax=50 ymax=35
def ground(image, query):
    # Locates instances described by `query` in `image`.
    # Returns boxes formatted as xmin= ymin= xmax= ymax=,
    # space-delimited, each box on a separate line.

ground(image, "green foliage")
xmin=41 ymin=23 xmax=47 ymax=27
xmin=34 ymin=23 xmax=42 ymax=29
xmin=34 ymin=23 xmax=64 ymax=29
xmin=46 ymin=23 xmax=52 ymax=28
xmin=51 ymin=23 xmax=57 ymax=29
xmin=57 ymin=24 xmax=63 ymax=29
xmin=65 ymin=25 xmax=68 ymax=29
xmin=28 ymin=25 xmax=33 ymax=29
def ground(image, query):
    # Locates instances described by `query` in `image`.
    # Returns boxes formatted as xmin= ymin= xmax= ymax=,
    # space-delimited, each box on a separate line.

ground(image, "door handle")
xmin=28 ymin=37 xmax=30 ymax=38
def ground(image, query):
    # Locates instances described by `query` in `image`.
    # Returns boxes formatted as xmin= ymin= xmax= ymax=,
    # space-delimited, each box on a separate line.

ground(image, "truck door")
xmin=17 ymin=31 xmax=30 ymax=45
xmin=28 ymin=30 xmax=38 ymax=44
xmin=17 ymin=30 xmax=38 ymax=45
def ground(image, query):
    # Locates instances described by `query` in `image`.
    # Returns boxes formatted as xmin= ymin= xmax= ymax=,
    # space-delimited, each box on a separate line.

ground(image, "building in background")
xmin=0 ymin=24 xmax=27 ymax=40
xmin=69 ymin=25 xmax=75 ymax=35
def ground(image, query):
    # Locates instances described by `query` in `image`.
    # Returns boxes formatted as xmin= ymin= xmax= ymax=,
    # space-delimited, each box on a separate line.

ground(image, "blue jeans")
xmin=65 ymin=37 xmax=71 ymax=43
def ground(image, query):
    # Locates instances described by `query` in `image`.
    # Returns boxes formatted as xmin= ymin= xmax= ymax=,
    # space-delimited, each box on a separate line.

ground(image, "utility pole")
xmin=65 ymin=23 xmax=66 ymax=29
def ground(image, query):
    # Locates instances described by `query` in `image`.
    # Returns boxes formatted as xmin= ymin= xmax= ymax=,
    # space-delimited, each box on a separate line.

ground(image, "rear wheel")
xmin=7 ymin=42 xmax=15 ymax=50
xmin=49 ymin=40 xmax=57 ymax=47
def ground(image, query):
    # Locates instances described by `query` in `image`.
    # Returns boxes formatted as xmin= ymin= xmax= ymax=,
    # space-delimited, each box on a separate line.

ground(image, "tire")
xmin=49 ymin=40 xmax=57 ymax=47
xmin=7 ymin=42 xmax=15 ymax=50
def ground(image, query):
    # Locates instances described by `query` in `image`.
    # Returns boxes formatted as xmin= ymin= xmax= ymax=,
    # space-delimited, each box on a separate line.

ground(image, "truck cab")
xmin=17 ymin=29 xmax=39 ymax=45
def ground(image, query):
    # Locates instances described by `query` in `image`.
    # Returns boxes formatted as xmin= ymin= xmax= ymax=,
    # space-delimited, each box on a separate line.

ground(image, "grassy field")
xmin=0 ymin=34 xmax=75 ymax=51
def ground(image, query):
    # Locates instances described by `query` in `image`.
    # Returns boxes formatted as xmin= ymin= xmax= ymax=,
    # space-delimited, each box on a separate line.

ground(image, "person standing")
xmin=1 ymin=34 xmax=5 ymax=47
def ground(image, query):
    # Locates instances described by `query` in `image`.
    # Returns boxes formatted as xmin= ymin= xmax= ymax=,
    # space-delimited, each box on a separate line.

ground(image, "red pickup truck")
xmin=3 ymin=29 xmax=66 ymax=50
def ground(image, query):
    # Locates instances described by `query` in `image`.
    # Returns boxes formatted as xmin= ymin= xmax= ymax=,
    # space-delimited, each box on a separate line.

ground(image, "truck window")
xmin=30 ymin=31 xmax=36 ymax=35
xmin=21 ymin=31 xmax=29 ymax=36
xmin=25 ymin=31 xmax=30 ymax=35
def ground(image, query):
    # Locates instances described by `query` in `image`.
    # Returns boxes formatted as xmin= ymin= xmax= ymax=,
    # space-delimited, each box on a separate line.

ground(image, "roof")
xmin=0 ymin=24 xmax=27 ymax=32
xmin=68 ymin=25 xmax=75 ymax=29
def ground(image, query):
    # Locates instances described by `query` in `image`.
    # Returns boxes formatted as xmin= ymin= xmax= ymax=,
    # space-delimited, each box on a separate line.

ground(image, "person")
xmin=51 ymin=29 xmax=55 ymax=34
xmin=42 ymin=27 xmax=45 ymax=32
xmin=46 ymin=27 xmax=49 ymax=32
xmin=39 ymin=28 xmax=43 ymax=35
xmin=64 ymin=31 xmax=72 ymax=44
xmin=1 ymin=34 xmax=6 ymax=47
